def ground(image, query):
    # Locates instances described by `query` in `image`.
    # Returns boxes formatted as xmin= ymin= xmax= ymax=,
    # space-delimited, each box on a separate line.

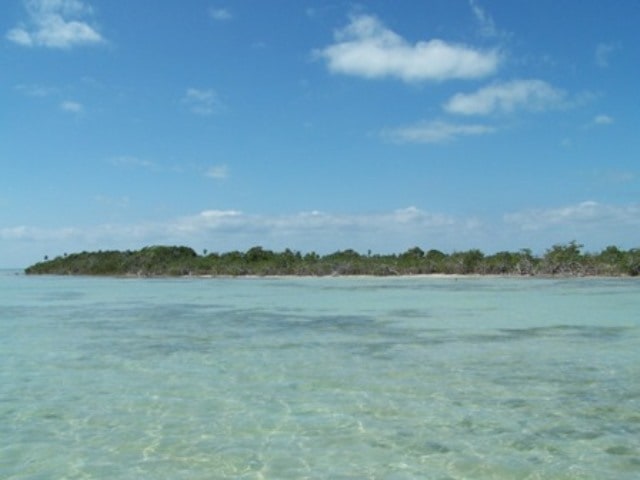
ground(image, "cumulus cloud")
xmin=315 ymin=14 xmax=500 ymax=82
xmin=6 ymin=0 xmax=104 ymax=49
xmin=383 ymin=120 xmax=495 ymax=144
xmin=444 ymin=79 xmax=566 ymax=115
xmin=182 ymin=88 xmax=220 ymax=116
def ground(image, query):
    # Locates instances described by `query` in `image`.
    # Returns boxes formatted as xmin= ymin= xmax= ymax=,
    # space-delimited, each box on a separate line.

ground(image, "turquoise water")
xmin=1 ymin=272 xmax=639 ymax=479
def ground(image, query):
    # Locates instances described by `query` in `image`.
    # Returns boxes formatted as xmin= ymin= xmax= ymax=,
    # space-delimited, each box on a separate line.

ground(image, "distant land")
xmin=24 ymin=243 xmax=640 ymax=277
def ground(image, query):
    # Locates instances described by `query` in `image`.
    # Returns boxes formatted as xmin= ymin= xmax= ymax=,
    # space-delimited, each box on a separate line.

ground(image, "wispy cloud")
xmin=315 ymin=14 xmax=500 ymax=82
xmin=209 ymin=7 xmax=232 ymax=21
xmin=469 ymin=0 xmax=498 ymax=38
xmin=182 ymin=88 xmax=221 ymax=116
xmin=593 ymin=114 xmax=614 ymax=125
xmin=5 ymin=202 xmax=639 ymax=265
xmin=591 ymin=169 xmax=635 ymax=185
xmin=94 ymin=194 xmax=130 ymax=209
xmin=595 ymin=42 xmax=617 ymax=68
xmin=165 ymin=208 xmax=453 ymax=240
xmin=0 ymin=225 xmax=80 ymax=242
xmin=15 ymin=83 xmax=58 ymax=97
xmin=205 ymin=165 xmax=229 ymax=180
xmin=60 ymin=100 xmax=83 ymax=113
xmin=504 ymin=201 xmax=640 ymax=232
xmin=0 ymin=207 xmax=466 ymax=256
xmin=109 ymin=155 xmax=158 ymax=170
xmin=444 ymin=79 xmax=566 ymax=116
xmin=109 ymin=155 xmax=211 ymax=177
xmin=383 ymin=120 xmax=495 ymax=144
xmin=6 ymin=0 xmax=105 ymax=49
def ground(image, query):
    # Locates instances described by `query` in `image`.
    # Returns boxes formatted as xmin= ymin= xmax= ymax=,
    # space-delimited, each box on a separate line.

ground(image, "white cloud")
xmin=595 ymin=42 xmax=617 ymax=68
xmin=182 ymin=88 xmax=220 ymax=116
xmin=444 ymin=79 xmax=566 ymax=115
xmin=94 ymin=195 xmax=130 ymax=209
xmin=6 ymin=28 xmax=33 ymax=46
xmin=0 ymin=225 xmax=80 ymax=241
xmin=6 ymin=0 xmax=104 ymax=49
xmin=205 ymin=165 xmax=229 ymax=180
xmin=209 ymin=7 xmax=232 ymax=21
xmin=109 ymin=155 xmax=209 ymax=177
xmin=15 ymin=83 xmax=58 ymax=97
xmin=1 ymin=207 xmax=469 ymax=260
xmin=593 ymin=114 xmax=613 ymax=125
xmin=5 ymin=202 xmax=640 ymax=266
xmin=469 ymin=0 xmax=497 ymax=38
xmin=60 ymin=100 xmax=83 ymax=113
xmin=588 ymin=169 xmax=635 ymax=185
xmin=315 ymin=14 xmax=500 ymax=82
xmin=109 ymin=155 xmax=158 ymax=170
xmin=383 ymin=120 xmax=495 ymax=144
xmin=168 ymin=208 xmax=458 ymax=240
xmin=33 ymin=0 xmax=93 ymax=16
xmin=504 ymin=201 xmax=640 ymax=232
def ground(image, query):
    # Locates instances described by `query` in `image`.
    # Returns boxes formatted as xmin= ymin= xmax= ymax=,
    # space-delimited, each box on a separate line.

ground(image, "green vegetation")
xmin=24 ymin=242 xmax=640 ymax=277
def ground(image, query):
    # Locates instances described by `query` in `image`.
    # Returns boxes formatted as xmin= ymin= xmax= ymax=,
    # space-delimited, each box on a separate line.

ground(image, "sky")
xmin=1 ymin=0 xmax=639 ymax=267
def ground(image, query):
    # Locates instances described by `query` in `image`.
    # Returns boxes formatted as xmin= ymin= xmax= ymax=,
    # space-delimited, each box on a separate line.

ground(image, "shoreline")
xmin=23 ymin=271 xmax=639 ymax=280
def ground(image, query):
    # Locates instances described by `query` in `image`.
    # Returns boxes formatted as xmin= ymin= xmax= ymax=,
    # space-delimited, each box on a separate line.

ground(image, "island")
xmin=23 ymin=242 xmax=640 ymax=277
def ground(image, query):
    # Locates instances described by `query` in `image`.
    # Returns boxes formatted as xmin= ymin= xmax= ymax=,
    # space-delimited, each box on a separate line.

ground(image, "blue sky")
xmin=2 ymin=0 xmax=639 ymax=267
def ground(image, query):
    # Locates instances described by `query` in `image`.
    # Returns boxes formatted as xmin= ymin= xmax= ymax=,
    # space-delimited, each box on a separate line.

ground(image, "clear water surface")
xmin=1 ymin=271 xmax=639 ymax=479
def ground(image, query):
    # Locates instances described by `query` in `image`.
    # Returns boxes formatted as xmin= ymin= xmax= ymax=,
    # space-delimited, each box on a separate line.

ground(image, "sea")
xmin=1 ymin=270 xmax=639 ymax=479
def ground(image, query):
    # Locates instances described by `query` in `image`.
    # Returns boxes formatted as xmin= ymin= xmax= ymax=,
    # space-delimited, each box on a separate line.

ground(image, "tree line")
xmin=24 ymin=242 xmax=640 ymax=277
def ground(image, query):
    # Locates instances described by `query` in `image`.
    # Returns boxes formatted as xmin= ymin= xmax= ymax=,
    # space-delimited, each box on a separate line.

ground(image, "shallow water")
xmin=1 ymin=272 xmax=639 ymax=479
